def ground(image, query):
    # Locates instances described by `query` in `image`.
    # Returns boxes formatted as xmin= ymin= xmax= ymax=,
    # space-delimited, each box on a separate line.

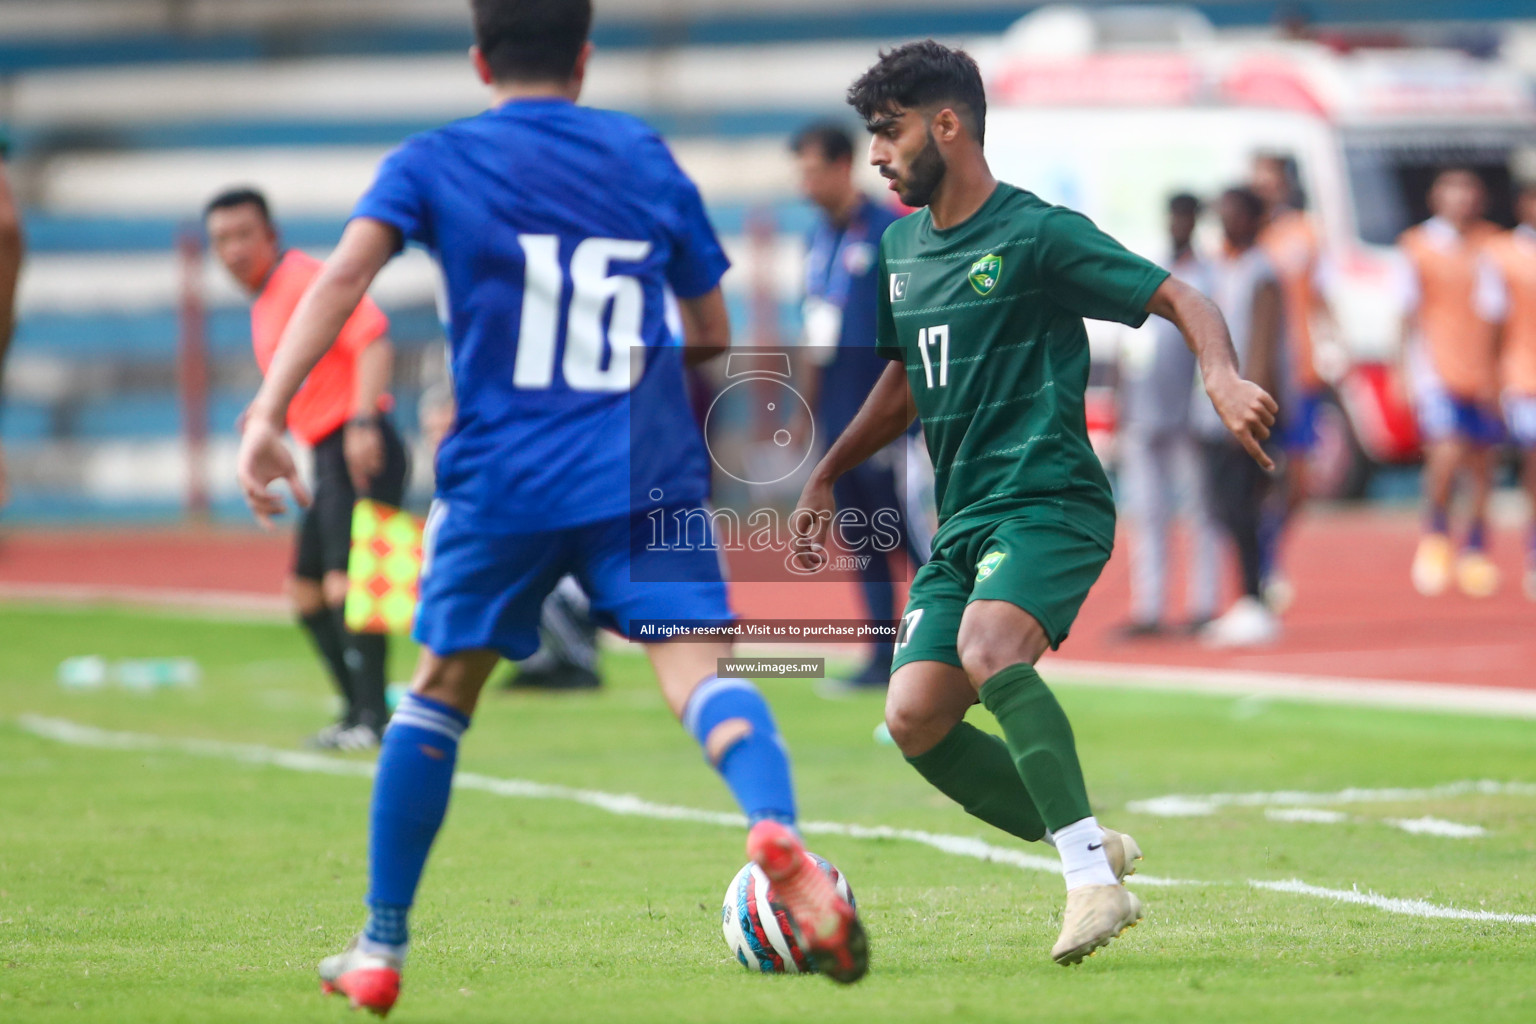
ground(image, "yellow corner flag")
xmin=346 ymin=499 xmax=426 ymax=635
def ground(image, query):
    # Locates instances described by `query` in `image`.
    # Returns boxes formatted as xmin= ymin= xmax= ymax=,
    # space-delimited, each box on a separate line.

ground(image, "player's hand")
xmin=237 ymin=416 xmax=311 ymax=530
xmin=344 ymin=419 xmax=385 ymax=492
xmin=789 ymin=474 xmax=836 ymax=574
xmin=1205 ymin=368 xmax=1279 ymax=471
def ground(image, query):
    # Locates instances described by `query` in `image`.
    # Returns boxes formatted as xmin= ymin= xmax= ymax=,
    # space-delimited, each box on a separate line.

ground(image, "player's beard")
xmin=891 ymin=130 xmax=947 ymax=208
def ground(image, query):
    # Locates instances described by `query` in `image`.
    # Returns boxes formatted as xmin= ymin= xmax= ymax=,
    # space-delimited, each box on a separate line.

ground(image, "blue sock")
xmin=363 ymin=692 xmax=469 ymax=952
xmin=1257 ymin=504 xmax=1283 ymax=583
xmin=683 ymin=676 xmax=796 ymax=826
xmin=1465 ymin=519 xmax=1487 ymax=552
xmin=1428 ymin=505 xmax=1449 ymax=536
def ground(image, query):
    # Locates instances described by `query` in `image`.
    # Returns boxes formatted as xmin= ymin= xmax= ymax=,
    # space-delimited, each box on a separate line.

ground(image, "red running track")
xmin=2 ymin=508 xmax=1532 ymax=690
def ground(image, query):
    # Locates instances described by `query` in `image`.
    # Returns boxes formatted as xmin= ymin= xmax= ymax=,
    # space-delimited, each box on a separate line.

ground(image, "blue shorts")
xmin=414 ymin=502 xmax=734 ymax=660
xmin=1417 ymin=390 xmax=1504 ymax=446
xmin=1279 ymin=389 xmax=1322 ymax=453
xmin=1410 ymin=348 xmax=1503 ymax=446
xmin=1506 ymin=393 xmax=1536 ymax=449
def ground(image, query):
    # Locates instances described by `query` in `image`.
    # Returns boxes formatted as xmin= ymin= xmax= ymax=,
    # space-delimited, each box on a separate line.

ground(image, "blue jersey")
xmin=804 ymin=197 xmax=900 ymax=439
xmin=353 ymin=98 xmax=729 ymax=532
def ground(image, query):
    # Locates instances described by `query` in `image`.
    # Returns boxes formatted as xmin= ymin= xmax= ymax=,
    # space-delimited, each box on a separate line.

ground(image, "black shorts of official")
xmin=294 ymin=418 xmax=410 ymax=582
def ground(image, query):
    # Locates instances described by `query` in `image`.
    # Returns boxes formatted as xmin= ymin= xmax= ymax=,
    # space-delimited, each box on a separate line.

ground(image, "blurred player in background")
xmin=799 ymin=41 xmax=1274 ymax=966
xmin=1115 ymin=192 xmax=1219 ymax=636
xmin=1252 ymin=152 xmax=1327 ymax=610
xmin=0 ymin=131 xmax=25 ymax=509
xmin=237 ymin=2 xmax=865 ymax=1012
xmin=1195 ymin=188 xmax=1285 ymax=647
xmin=791 ymin=120 xmax=926 ymax=690
xmin=207 ymin=188 xmax=408 ymax=749
xmin=1397 ymin=169 xmax=1505 ymax=598
xmin=419 ymin=380 xmax=603 ymax=689
xmin=1488 ymin=182 xmax=1536 ymax=600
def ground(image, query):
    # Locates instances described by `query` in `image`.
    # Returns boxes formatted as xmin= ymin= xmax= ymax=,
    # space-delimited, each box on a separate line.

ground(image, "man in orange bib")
xmin=1488 ymin=181 xmax=1536 ymax=599
xmin=1253 ymin=153 xmax=1326 ymax=610
xmin=207 ymin=187 xmax=409 ymax=747
xmin=1396 ymin=170 xmax=1505 ymax=598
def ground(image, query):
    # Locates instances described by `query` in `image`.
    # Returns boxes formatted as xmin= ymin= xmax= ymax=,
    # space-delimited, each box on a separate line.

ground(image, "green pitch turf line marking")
xmin=16 ymin=714 xmax=1536 ymax=926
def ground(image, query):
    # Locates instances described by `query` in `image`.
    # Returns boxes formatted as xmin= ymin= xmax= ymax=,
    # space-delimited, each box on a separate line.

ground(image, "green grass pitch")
xmin=2 ymin=603 xmax=1535 ymax=1022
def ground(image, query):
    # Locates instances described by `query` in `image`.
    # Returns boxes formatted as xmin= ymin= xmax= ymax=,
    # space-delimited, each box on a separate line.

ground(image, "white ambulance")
xmin=976 ymin=5 xmax=1536 ymax=496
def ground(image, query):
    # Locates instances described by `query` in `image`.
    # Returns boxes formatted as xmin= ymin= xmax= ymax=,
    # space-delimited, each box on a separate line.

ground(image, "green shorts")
xmin=892 ymin=516 xmax=1112 ymax=672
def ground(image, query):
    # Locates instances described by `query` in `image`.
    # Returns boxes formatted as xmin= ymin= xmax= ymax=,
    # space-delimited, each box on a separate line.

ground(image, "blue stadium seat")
xmin=0 ymin=400 xmax=53 ymax=443
xmin=74 ymin=394 xmax=183 ymax=439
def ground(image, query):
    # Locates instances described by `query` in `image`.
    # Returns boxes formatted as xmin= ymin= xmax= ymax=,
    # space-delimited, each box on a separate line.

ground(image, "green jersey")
xmin=876 ymin=183 xmax=1168 ymax=550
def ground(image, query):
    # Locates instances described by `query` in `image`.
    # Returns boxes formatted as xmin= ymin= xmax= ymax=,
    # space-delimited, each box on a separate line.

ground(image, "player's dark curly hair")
xmin=846 ymin=40 xmax=987 ymax=145
xmin=204 ymin=186 xmax=271 ymax=224
xmin=471 ymin=0 xmax=592 ymax=84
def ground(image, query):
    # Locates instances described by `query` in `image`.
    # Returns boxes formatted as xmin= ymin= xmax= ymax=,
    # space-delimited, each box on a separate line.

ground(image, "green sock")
xmin=905 ymin=721 xmax=1047 ymax=842
xmin=978 ymin=663 xmax=1092 ymax=831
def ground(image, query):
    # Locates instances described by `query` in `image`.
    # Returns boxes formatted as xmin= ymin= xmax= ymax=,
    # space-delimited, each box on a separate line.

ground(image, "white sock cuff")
xmin=357 ymin=933 xmax=409 ymax=962
xmin=1053 ymin=815 xmax=1118 ymax=890
xmin=392 ymin=693 xmax=468 ymax=743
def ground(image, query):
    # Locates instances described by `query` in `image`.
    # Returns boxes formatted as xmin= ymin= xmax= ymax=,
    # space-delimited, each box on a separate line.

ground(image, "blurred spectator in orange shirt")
xmin=1252 ymin=152 xmax=1328 ymax=612
xmin=1396 ymin=169 xmax=1505 ymax=599
xmin=1486 ymin=181 xmax=1536 ymax=600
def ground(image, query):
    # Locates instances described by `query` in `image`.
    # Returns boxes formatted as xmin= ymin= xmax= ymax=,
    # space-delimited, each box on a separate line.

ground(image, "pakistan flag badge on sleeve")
xmin=968 ymin=253 xmax=1003 ymax=296
xmin=976 ymin=550 xmax=1006 ymax=582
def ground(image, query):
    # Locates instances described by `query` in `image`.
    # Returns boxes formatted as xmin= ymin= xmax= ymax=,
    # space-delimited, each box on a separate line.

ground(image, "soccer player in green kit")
xmin=794 ymin=42 xmax=1278 ymax=965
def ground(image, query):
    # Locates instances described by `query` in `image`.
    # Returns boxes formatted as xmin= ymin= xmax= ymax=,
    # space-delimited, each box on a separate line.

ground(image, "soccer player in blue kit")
xmin=235 ymin=0 xmax=866 ymax=1013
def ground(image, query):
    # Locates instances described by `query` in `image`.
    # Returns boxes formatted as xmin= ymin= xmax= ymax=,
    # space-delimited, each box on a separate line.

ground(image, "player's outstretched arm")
xmin=237 ymin=218 xmax=397 ymax=527
xmin=678 ymin=286 xmax=730 ymax=365
xmin=1147 ymin=276 xmax=1278 ymax=471
xmin=793 ymin=360 xmax=915 ymax=548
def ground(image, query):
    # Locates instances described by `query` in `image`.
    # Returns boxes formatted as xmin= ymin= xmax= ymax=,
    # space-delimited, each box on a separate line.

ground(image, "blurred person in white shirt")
xmin=1115 ymin=193 xmax=1220 ymax=636
xmin=1194 ymin=188 xmax=1285 ymax=647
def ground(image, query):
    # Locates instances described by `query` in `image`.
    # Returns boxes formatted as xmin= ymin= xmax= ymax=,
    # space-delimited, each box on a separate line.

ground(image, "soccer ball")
xmin=721 ymin=853 xmax=855 ymax=974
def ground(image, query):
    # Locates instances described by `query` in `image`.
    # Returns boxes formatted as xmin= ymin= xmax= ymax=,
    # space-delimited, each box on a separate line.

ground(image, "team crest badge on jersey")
xmin=975 ymin=550 xmax=1006 ymax=582
xmin=890 ymin=273 xmax=911 ymax=302
xmin=968 ymin=254 xmax=1002 ymax=296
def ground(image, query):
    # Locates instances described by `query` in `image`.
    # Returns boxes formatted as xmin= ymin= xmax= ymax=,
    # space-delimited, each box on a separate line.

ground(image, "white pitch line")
xmin=1044 ymin=659 xmax=1536 ymax=720
xmin=0 ymin=582 xmax=289 ymax=620
xmin=1385 ymin=817 xmax=1489 ymax=839
xmin=10 ymin=586 xmax=1536 ymax=719
xmin=14 ymin=715 xmax=1533 ymax=924
xmin=1128 ymin=780 xmax=1536 ymax=818
xmin=1262 ymin=807 xmax=1487 ymax=838
xmin=1250 ymin=880 xmax=1536 ymax=924
xmin=1265 ymin=808 xmax=1348 ymax=824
